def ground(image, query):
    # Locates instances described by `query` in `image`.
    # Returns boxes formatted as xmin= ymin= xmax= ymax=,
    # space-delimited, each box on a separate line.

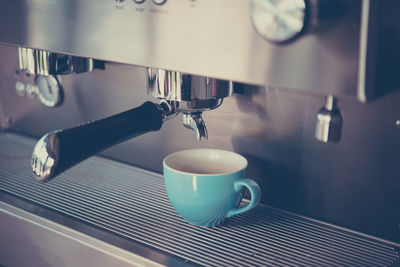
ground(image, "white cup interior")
xmin=164 ymin=149 xmax=247 ymax=175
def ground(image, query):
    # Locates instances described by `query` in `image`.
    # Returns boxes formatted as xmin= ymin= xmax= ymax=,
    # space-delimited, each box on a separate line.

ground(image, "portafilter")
xmin=31 ymin=68 xmax=232 ymax=182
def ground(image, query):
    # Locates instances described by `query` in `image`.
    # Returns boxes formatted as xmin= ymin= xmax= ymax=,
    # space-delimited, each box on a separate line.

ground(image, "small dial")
xmin=251 ymin=0 xmax=307 ymax=43
xmin=35 ymin=75 xmax=63 ymax=107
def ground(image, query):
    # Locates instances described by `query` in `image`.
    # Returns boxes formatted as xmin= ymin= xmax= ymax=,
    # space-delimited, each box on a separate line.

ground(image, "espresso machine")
xmin=0 ymin=0 xmax=399 ymax=266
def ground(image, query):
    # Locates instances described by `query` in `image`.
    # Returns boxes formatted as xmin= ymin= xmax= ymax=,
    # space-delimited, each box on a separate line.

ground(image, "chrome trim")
xmin=147 ymin=68 xmax=233 ymax=102
xmin=18 ymin=47 xmax=95 ymax=75
xmin=357 ymin=0 xmax=378 ymax=103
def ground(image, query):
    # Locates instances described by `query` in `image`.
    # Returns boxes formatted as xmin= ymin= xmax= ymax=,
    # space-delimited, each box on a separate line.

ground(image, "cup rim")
xmin=163 ymin=149 xmax=248 ymax=176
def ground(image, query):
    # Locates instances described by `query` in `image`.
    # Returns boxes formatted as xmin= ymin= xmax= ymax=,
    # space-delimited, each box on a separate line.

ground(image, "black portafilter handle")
xmin=31 ymin=101 xmax=165 ymax=182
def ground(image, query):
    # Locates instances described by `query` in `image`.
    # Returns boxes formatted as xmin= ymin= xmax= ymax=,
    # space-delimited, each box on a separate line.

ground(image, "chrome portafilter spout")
xmin=147 ymin=68 xmax=233 ymax=140
xmin=182 ymin=112 xmax=208 ymax=140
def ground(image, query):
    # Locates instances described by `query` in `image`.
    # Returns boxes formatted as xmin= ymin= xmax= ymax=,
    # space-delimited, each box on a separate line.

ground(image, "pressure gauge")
xmin=35 ymin=75 xmax=63 ymax=107
xmin=251 ymin=0 xmax=307 ymax=43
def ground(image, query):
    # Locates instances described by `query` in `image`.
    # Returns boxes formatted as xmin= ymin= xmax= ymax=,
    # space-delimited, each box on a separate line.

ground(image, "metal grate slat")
xmin=0 ymin=133 xmax=399 ymax=267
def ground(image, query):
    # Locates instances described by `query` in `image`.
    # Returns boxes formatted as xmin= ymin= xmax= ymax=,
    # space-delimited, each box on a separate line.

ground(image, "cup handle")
xmin=227 ymin=178 xmax=261 ymax=218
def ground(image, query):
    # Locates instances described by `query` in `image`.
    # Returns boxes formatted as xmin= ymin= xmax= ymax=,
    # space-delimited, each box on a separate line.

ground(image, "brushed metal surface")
xmin=0 ymin=0 xmax=363 ymax=98
xmin=0 ymin=44 xmax=399 ymax=244
xmin=0 ymin=203 xmax=166 ymax=267
xmin=1 ymin=133 xmax=399 ymax=267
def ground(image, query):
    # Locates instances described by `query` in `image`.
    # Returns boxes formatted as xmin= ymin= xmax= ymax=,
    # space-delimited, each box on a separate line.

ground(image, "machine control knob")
xmin=251 ymin=0 xmax=307 ymax=43
xmin=152 ymin=0 xmax=166 ymax=5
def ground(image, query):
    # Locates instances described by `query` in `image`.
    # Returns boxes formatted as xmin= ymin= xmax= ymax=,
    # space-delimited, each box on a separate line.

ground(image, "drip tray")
xmin=0 ymin=133 xmax=399 ymax=267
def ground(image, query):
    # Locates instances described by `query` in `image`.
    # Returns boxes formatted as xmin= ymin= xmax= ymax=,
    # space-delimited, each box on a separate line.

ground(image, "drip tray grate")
xmin=0 ymin=133 xmax=399 ymax=267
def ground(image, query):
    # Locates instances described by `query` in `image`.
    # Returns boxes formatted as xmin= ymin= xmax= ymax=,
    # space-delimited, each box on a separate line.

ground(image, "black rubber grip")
xmin=36 ymin=101 xmax=163 ymax=181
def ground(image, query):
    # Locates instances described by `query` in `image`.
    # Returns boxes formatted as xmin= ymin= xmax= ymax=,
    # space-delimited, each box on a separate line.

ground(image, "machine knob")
xmin=152 ymin=0 xmax=166 ymax=5
xmin=251 ymin=0 xmax=343 ymax=43
xmin=251 ymin=0 xmax=307 ymax=42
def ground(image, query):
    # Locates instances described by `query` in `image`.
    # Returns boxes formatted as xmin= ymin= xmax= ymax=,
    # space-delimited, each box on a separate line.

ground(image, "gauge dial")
xmin=35 ymin=75 xmax=63 ymax=107
xmin=251 ymin=0 xmax=307 ymax=43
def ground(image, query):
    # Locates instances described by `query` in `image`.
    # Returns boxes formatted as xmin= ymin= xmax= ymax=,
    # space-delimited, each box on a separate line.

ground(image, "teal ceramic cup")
xmin=163 ymin=149 xmax=261 ymax=227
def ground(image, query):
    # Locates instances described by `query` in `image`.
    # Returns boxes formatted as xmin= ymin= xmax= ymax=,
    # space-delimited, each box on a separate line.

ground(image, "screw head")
xmin=25 ymin=83 xmax=38 ymax=99
xmin=15 ymin=81 xmax=26 ymax=97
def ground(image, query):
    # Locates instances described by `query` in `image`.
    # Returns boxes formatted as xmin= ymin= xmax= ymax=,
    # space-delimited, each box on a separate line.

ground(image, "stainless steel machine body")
xmin=1 ymin=0 xmax=397 ymax=102
xmin=0 ymin=0 xmax=399 ymax=266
